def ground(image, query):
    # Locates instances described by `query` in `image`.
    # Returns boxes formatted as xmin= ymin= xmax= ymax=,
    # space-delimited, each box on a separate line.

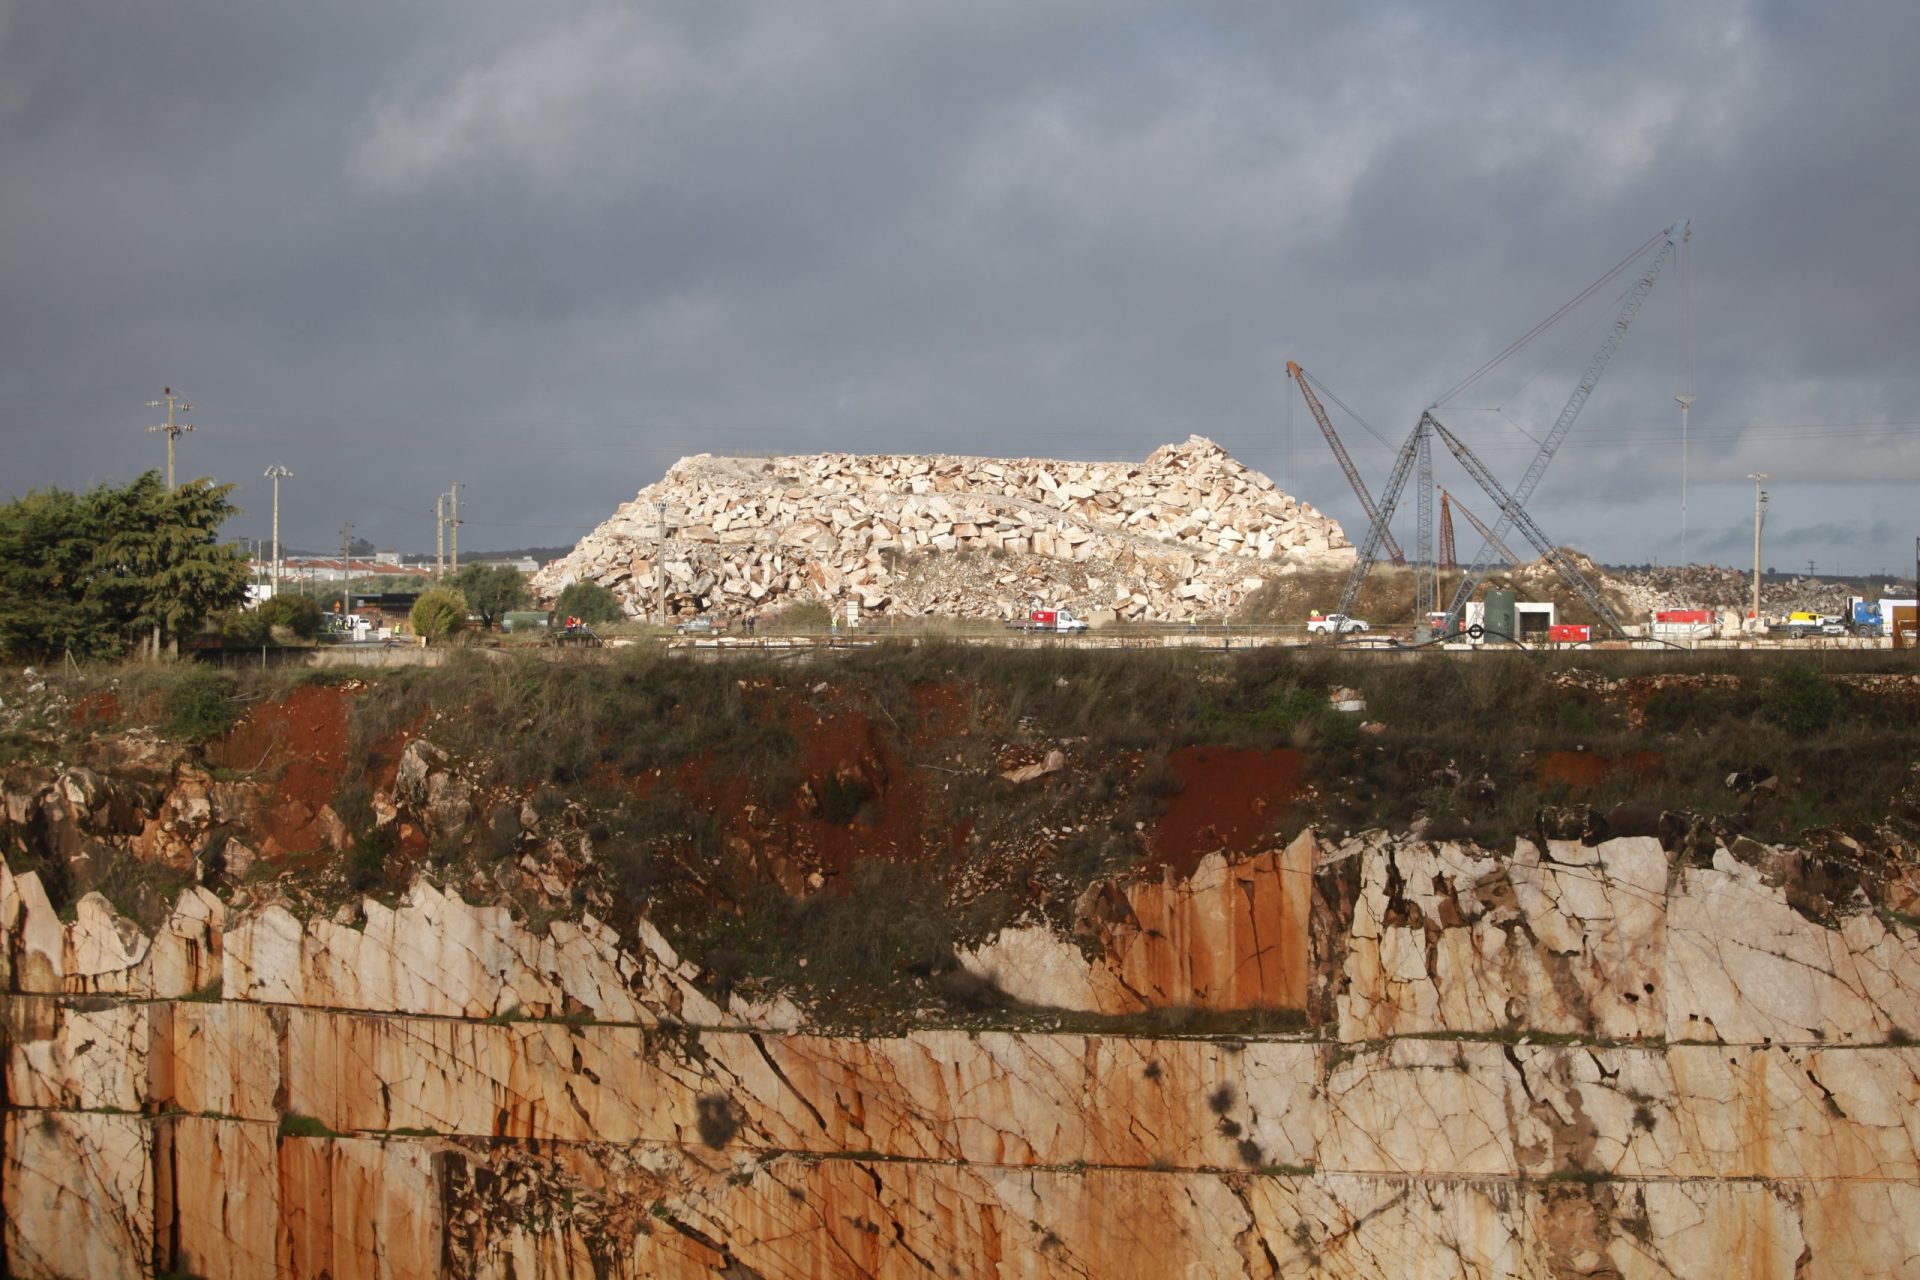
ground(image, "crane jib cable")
xmin=1434 ymin=228 xmax=1665 ymax=409
xmin=1443 ymin=220 xmax=1687 ymax=618
xmin=1301 ymin=371 xmax=1397 ymax=451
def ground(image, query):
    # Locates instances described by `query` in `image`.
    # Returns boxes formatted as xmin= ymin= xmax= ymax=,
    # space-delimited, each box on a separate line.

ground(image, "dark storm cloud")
xmin=2 ymin=1 xmax=1915 ymax=569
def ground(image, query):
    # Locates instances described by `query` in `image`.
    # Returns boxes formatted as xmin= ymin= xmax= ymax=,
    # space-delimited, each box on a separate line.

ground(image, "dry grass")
xmin=1236 ymin=552 xmax=1636 ymax=628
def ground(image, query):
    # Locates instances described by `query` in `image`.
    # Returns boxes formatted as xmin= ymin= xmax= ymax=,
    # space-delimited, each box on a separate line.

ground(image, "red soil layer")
xmin=908 ymin=682 xmax=972 ymax=744
xmin=1539 ymin=750 xmax=1662 ymax=791
xmin=209 ymin=683 xmax=354 ymax=856
xmin=791 ymin=706 xmax=925 ymax=873
xmin=70 ymin=691 xmax=120 ymax=728
xmin=1151 ymin=747 xmax=1302 ymax=877
xmin=621 ymin=697 xmax=932 ymax=898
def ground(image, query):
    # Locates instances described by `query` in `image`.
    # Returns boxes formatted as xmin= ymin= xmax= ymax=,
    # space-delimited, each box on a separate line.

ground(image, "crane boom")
xmin=1437 ymin=491 xmax=1456 ymax=570
xmin=1287 ymin=362 xmax=1405 ymax=566
xmin=1445 ymin=219 xmax=1688 ymax=624
xmin=1430 ymin=419 xmax=1629 ymax=636
xmin=1335 ymin=416 xmax=1427 ymax=617
xmin=1443 ymin=489 xmax=1522 ymax=568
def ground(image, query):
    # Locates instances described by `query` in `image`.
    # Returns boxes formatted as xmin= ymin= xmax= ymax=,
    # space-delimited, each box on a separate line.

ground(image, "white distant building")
xmin=265 ymin=557 xmax=436 ymax=585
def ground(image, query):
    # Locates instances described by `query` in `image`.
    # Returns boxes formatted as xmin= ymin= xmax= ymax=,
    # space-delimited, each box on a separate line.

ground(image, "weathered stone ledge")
xmin=12 ymin=996 xmax=1920 ymax=1185
xmin=10 ymin=1115 xmax=1919 ymax=1279
xmin=14 ymin=832 xmax=1920 ymax=1049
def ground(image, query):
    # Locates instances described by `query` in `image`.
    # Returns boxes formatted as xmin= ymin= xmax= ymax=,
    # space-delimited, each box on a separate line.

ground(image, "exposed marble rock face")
xmin=8 ymin=829 xmax=1920 ymax=1278
xmin=532 ymin=436 xmax=1353 ymax=623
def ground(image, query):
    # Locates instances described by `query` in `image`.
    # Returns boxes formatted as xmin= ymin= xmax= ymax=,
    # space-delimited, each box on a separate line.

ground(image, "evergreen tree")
xmin=0 ymin=471 xmax=250 ymax=661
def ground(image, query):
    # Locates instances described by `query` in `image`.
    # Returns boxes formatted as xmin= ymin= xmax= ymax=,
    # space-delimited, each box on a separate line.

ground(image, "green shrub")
xmin=162 ymin=667 xmax=238 ymax=741
xmin=554 ymin=581 xmax=624 ymax=625
xmin=1243 ymin=683 xmax=1323 ymax=735
xmin=1316 ymin=705 xmax=1361 ymax=750
xmin=1762 ymin=664 xmax=1840 ymax=734
xmin=216 ymin=607 xmax=270 ymax=648
xmin=258 ymin=593 xmax=323 ymax=638
xmin=1555 ymin=699 xmax=1597 ymax=735
xmin=1643 ymin=686 xmax=1698 ymax=733
xmin=410 ymin=587 xmax=469 ymax=642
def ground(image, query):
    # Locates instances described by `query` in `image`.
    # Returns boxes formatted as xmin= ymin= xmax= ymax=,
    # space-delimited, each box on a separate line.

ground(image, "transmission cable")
xmin=1434 ymin=228 xmax=1664 ymax=408
xmin=1302 ymin=371 xmax=1398 ymax=450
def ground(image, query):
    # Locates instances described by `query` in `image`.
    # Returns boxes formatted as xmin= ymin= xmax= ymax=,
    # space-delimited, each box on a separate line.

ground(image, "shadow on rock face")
xmin=697 ymin=1094 xmax=741 ymax=1149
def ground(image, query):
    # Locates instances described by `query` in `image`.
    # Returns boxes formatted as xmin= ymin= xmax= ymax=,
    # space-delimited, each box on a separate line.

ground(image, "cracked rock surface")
xmin=8 ymin=829 xmax=1920 ymax=1277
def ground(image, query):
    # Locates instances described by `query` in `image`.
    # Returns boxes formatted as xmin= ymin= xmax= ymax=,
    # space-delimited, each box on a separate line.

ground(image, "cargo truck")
xmin=1005 ymin=608 xmax=1089 ymax=632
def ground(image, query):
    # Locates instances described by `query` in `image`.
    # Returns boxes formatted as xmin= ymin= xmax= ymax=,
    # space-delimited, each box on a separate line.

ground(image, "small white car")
xmin=1307 ymin=613 xmax=1370 ymax=636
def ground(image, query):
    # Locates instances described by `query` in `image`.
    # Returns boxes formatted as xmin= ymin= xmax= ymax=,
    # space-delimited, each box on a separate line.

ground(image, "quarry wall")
xmin=7 ymin=827 xmax=1920 ymax=1278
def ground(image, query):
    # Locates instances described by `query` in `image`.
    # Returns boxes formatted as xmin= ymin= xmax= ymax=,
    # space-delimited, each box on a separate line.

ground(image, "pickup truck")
xmin=674 ymin=616 xmax=727 ymax=635
xmin=1307 ymin=613 xmax=1370 ymax=636
xmin=1005 ymin=608 xmax=1089 ymax=632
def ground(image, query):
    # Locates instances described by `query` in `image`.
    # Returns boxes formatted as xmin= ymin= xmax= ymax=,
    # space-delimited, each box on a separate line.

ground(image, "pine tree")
xmin=0 ymin=471 xmax=251 ymax=661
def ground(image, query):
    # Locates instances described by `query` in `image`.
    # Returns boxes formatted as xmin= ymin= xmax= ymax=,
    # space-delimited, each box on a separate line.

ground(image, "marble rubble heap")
xmin=532 ymin=436 xmax=1353 ymax=623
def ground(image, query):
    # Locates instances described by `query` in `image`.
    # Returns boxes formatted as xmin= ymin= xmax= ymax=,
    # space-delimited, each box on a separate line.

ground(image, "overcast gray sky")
xmin=3 ymin=2 xmax=1915 ymax=574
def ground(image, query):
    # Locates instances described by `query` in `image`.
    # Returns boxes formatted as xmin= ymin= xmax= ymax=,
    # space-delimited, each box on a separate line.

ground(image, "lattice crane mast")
xmin=1287 ymin=361 xmax=1404 ymax=566
xmin=1335 ymin=415 xmax=1428 ymax=617
xmin=1442 ymin=219 xmax=1689 ymax=626
xmin=1438 ymin=491 xmax=1456 ymax=571
xmin=1430 ymin=419 xmax=1629 ymax=636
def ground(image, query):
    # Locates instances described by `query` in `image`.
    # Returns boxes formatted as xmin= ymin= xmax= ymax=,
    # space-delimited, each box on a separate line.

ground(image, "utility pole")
xmin=1675 ymin=394 xmax=1693 ymax=565
xmin=146 ymin=387 xmax=194 ymax=491
xmin=449 ymin=483 xmax=461 ymax=574
xmin=265 ymin=466 xmax=291 ymax=596
xmin=1748 ymin=474 xmax=1768 ymax=629
xmin=341 ymin=522 xmax=355 ymax=616
xmin=655 ymin=500 xmax=669 ymax=624
xmin=435 ymin=494 xmax=446 ymax=578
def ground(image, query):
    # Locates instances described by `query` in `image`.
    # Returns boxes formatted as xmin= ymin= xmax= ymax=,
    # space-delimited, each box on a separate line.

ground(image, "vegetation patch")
xmin=277 ymin=1113 xmax=342 ymax=1139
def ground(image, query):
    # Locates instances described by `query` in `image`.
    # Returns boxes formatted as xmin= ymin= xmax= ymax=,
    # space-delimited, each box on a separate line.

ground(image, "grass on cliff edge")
xmin=7 ymin=644 xmax=1918 ymax=1023
xmin=341 ymin=645 xmax=1918 ymax=984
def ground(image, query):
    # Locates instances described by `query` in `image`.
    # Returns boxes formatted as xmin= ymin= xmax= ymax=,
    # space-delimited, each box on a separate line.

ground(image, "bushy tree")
xmin=554 ymin=580 xmax=624 ymax=625
xmin=257 ymin=593 xmax=324 ymax=638
xmin=450 ymin=564 xmax=529 ymax=629
xmin=410 ymin=587 xmax=469 ymax=641
xmin=217 ymin=607 xmax=271 ymax=648
xmin=0 ymin=471 xmax=249 ymax=661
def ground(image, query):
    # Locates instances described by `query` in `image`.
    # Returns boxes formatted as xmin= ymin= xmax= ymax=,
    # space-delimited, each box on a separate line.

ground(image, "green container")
xmin=1484 ymin=588 xmax=1517 ymax=641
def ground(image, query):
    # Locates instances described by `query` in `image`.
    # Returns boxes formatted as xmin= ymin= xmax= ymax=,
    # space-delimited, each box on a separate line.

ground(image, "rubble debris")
xmin=533 ymin=436 xmax=1353 ymax=622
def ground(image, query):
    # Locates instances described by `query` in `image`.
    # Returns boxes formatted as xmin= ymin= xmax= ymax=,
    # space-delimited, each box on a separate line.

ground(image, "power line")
xmin=1433 ymin=228 xmax=1665 ymax=408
